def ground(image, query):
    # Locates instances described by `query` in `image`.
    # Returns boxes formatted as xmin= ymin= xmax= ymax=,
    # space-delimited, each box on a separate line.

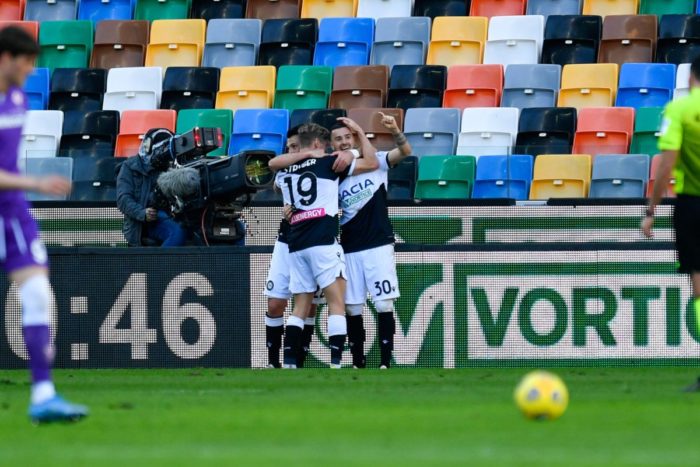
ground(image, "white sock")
xmin=305 ymin=317 xmax=316 ymax=326
xmin=265 ymin=316 xmax=284 ymax=327
xmin=31 ymin=381 xmax=56 ymax=405
xmin=327 ymin=314 xmax=347 ymax=337
xmin=286 ymin=315 xmax=305 ymax=329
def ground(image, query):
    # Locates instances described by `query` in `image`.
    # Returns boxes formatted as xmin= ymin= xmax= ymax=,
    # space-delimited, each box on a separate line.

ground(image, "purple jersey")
xmin=0 ymin=86 xmax=28 ymax=210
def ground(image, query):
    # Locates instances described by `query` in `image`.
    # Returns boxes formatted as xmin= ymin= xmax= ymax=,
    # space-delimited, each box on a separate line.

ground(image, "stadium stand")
xmin=289 ymin=107 xmax=346 ymax=129
xmin=91 ymin=20 xmax=150 ymax=69
xmin=0 ymin=0 xmax=24 ymax=20
xmin=176 ymin=108 xmax=232 ymax=156
xmin=598 ymin=14 xmax=657 ymax=65
xmin=415 ymin=155 xmax=476 ymax=199
xmin=24 ymin=0 xmax=77 ymax=22
xmin=347 ymin=107 xmax=404 ymax=151
xmin=329 ymin=64 xmax=388 ymax=109
xmin=426 ymin=16 xmax=488 ymax=66
xmin=557 ymin=63 xmax=618 ymax=108
xmin=404 ymin=107 xmax=460 ymax=157
xmin=160 ymin=66 xmax=219 ymax=111
xmin=245 ymin=0 xmax=300 ymax=19
xmin=114 ymin=109 xmax=176 ymax=157
xmin=257 ymin=18 xmax=316 ymax=68
xmin=515 ymin=106 xmax=577 ymax=155
xmin=501 ymin=63 xmax=561 ymax=109
xmin=457 ymin=107 xmax=519 ymax=158
xmin=24 ymin=67 xmax=49 ymax=110
xmin=215 ymin=65 xmax=276 ymax=111
xmin=78 ymin=0 xmax=134 ymax=23
xmin=25 ymin=156 xmax=73 ymax=201
xmin=273 ymin=64 xmax=332 ymax=110
xmin=443 ymin=64 xmax=503 ymax=109
xmin=59 ymin=110 xmax=120 ymax=159
xmin=471 ymin=0 xmax=526 ymax=18
xmin=145 ymin=19 xmax=206 ymax=70
xmin=229 ymin=108 xmax=289 ymax=154
xmin=413 ymin=0 xmax=469 ymax=18
xmin=19 ymin=110 xmax=64 ymax=160
xmin=657 ymin=14 xmax=700 ymax=65
xmin=357 ymin=0 xmax=412 ymax=18
xmin=630 ymin=106 xmax=663 ymax=156
xmin=526 ymin=0 xmax=583 ymax=17
xmin=472 ymin=154 xmax=534 ymax=200
xmin=387 ymin=64 xmax=447 ymax=111
xmin=135 ymin=0 xmax=190 ymax=21
xmin=300 ymin=0 xmax=357 ymax=18
xmin=103 ymin=66 xmax=162 ymax=112
xmin=582 ymin=0 xmax=638 ymax=17
xmin=370 ymin=16 xmax=430 ymax=68
xmin=615 ymin=63 xmax=675 ymax=109
xmin=589 ymin=153 xmax=649 ymax=198
xmin=38 ymin=20 xmax=92 ymax=72
xmin=648 ymin=152 xmax=677 ymax=197
xmin=202 ymin=18 xmax=262 ymax=68
xmin=572 ymin=106 xmax=635 ymax=155
xmin=541 ymin=14 xmax=601 ymax=65
xmin=191 ymin=0 xmax=245 ymax=21
xmin=313 ymin=17 xmax=374 ymax=67
xmin=387 ymin=155 xmax=417 ymax=199
xmin=49 ymin=68 xmax=107 ymax=113
xmin=675 ymin=62 xmax=692 ymax=98
xmin=483 ymin=15 xmax=545 ymax=65
xmin=530 ymin=154 xmax=591 ymax=199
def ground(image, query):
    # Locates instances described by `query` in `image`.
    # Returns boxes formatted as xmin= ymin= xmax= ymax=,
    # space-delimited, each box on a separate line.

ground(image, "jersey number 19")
xmin=283 ymin=173 xmax=318 ymax=207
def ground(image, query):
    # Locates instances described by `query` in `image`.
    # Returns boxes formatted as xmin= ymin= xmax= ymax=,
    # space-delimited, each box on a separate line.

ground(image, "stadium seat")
xmin=78 ymin=0 xmax=133 ymax=22
xmin=526 ymin=0 xmax=582 ymax=16
xmin=657 ymin=15 xmax=700 ymax=65
xmin=38 ymin=20 xmax=92 ymax=72
xmin=357 ymin=0 xmax=411 ymax=17
xmin=329 ymin=65 xmax=388 ymax=110
xmin=135 ymin=0 xmax=189 ymax=21
xmin=426 ymin=16 xmax=488 ymax=67
xmin=483 ymin=15 xmax=545 ymax=66
xmin=246 ymin=0 xmax=300 ymax=19
xmin=443 ymin=64 xmax=503 ymax=110
xmin=541 ymin=14 xmax=601 ymax=65
xmin=404 ymin=107 xmax=460 ymax=157
xmin=176 ymin=109 xmax=232 ymax=156
xmin=273 ymin=65 xmax=332 ymax=110
xmin=202 ymin=19 xmax=262 ymax=69
xmin=615 ymin=63 xmax=676 ymax=109
xmin=103 ymin=66 xmax=162 ymax=112
xmin=24 ymin=0 xmax=76 ymax=21
xmin=0 ymin=0 xmax=24 ymax=20
xmin=501 ymin=64 xmax=561 ymax=109
xmin=640 ymin=0 xmax=693 ymax=15
xmin=572 ymin=107 xmax=634 ymax=155
xmin=530 ymin=154 xmax=591 ymax=199
xmin=674 ymin=62 xmax=691 ymax=98
xmin=70 ymin=180 xmax=117 ymax=201
xmin=387 ymin=155 xmax=416 ymax=200
xmin=0 ymin=20 xmax=38 ymax=39
xmin=457 ymin=107 xmax=519 ymax=158
xmin=24 ymin=67 xmax=49 ymax=110
xmin=49 ymin=68 xmax=106 ymax=113
xmin=19 ymin=110 xmax=63 ymax=160
xmin=514 ymin=106 xmax=576 ymax=155
xmin=470 ymin=0 xmax=526 ymax=18
xmin=229 ymin=108 xmax=289 ymax=155
xmin=387 ymin=64 xmax=447 ymax=111
xmin=313 ymin=17 xmax=374 ymax=67
xmin=472 ymin=154 xmax=534 ymax=200
xmin=582 ymin=0 xmax=638 ymax=16
xmin=258 ymin=18 xmax=317 ymax=68
xmin=216 ymin=65 xmax=276 ymax=112
xmin=301 ymin=0 xmax=356 ymax=18
xmin=371 ymin=17 xmax=430 ymax=69
xmin=558 ymin=63 xmax=618 ymax=109
xmin=413 ymin=0 xmax=468 ymax=17
xmin=72 ymin=157 xmax=120 ymax=186
xmin=160 ymin=67 xmax=219 ymax=111
xmin=114 ymin=109 xmax=176 ymax=157
xmin=289 ymin=108 xmax=346 ymax=130
xmin=589 ymin=154 xmax=649 ymax=198
xmin=59 ymin=110 xmax=119 ymax=158
xmin=598 ymin=14 xmax=657 ymax=65
xmin=647 ymin=153 xmax=677 ymax=197
xmin=630 ymin=106 xmax=663 ymax=156
xmin=415 ymin=155 xmax=476 ymax=199
xmin=91 ymin=20 xmax=150 ymax=69
xmin=25 ymin=157 xmax=73 ymax=201
xmin=191 ymin=0 xmax=244 ymax=21
xmin=347 ymin=107 xmax=404 ymax=151
xmin=145 ymin=19 xmax=206 ymax=70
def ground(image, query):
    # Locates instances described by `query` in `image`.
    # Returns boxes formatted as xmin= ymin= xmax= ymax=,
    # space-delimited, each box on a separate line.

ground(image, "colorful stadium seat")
xmin=387 ymin=155 xmax=417 ymax=199
xmin=426 ymin=16 xmax=488 ymax=66
xmin=145 ymin=19 xmax=206 ymax=70
xmin=114 ymin=109 xmax=176 ymax=157
xmin=404 ymin=107 xmax=460 ymax=157
xmin=258 ymin=18 xmax=317 ymax=68
xmin=216 ymin=65 xmax=276 ymax=112
xmin=387 ymin=64 xmax=447 ymax=111
xmin=443 ymin=64 xmax=504 ymax=109
xmin=246 ymin=0 xmax=300 ymax=19
xmin=289 ymin=107 xmax=346 ymax=130
xmin=229 ymin=108 xmax=289 ymax=154
xmin=19 ymin=110 xmax=64 ymax=159
xmin=558 ymin=63 xmax=618 ymax=109
xmin=470 ymin=0 xmax=526 ymax=18
xmin=329 ymin=64 xmax=388 ymax=110
xmin=49 ymin=68 xmax=106 ymax=113
xmin=301 ymin=0 xmax=356 ymax=18
xmin=582 ymin=0 xmax=638 ymax=16
xmin=615 ymin=63 xmax=676 ymax=109
xmin=25 ymin=157 xmax=73 ymax=201
xmin=161 ymin=66 xmax=219 ymax=110
xmin=515 ymin=106 xmax=576 ymax=155
xmin=526 ymin=0 xmax=582 ymax=16
xmin=674 ymin=62 xmax=691 ymax=98
xmin=72 ymin=157 xmax=120 ymax=187
xmin=589 ymin=154 xmax=649 ymax=198
xmin=0 ymin=20 xmax=38 ymax=39
xmin=59 ymin=110 xmax=119 ymax=158
xmin=371 ymin=17 xmax=430 ymax=69
xmin=640 ymin=0 xmax=693 ymax=15
xmin=176 ymin=108 xmax=232 ymax=156
xmin=630 ymin=106 xmax=663 ymax=156
xmin=24 ymin=67 xmax=49 ymax=110
xmin=78 ymin=0 xmax=133 ymax=22
xmin=647 ymin=153 xmax=676 ymax=197
xmin=572 ymin=106 xmax=634 ymax=155
xmin=483 ymin=15 xmax=545 ymax=65
xmin=202 ymin=18 xmax=262 ymax=68
xmin=598 ymin=14 xmax=657 ymax=65
xmin=0 ymin=0 xmax=24 ymax=20
xmin=135 ymin=0 xmax=189 ymax=21
xmin=103 ymin=66 xmax=162 ymax=112
xmin=273 ymin=65 xmax=333 ymax=110
xmin=38 ymin=20 xmax=93 ymax=72
xmin=472 ymin=154 xmax=534 ymax=200
xmin=24 ymin=0 xmax=77 ymax=22
xmin=357 ymin=0 xmax=411 ymax=17
xmin=347 ymin=107 xmax=404 ymax=151
xmin=191 ymin=0 xmax=245 ymax=21
xmin=413 ymin=0 xmax=468 ymax=17
xmin=313 ymin=17 xmax=374 ymax=67
xmin=415 ymin=155 xmax=475 ymax=199
xmin=501 ymin=63 xmax=561 ymax=109
xmin=541 ymin=14 xmax=601 ymax=65
xmin=657 ymin=14 xmax=700 ymax=65
xmin=457 ymin=107 xmax=519 ymax=158
xmin=91 ymin=20 xmax=149 ymax=69
xmin=70 ymin=180 xmax=117 ymax=201
xmin=530 ymin=154 xmax=591 ymax=199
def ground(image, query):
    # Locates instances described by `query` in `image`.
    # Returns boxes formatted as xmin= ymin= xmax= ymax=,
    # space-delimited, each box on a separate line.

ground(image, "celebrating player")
xmin=0 ymin=27 xmax=88 ymax=423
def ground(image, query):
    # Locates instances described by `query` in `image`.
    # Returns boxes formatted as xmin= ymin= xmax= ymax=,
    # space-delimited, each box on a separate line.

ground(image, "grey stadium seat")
xmin=589 ymin=154 xmax=650 ymax=198
xmin=404 ymin=107 xmax=460 ymax=157
xmin=370 ymin=17 xmax=431 ymax=69
xmin=501 ymin=64 xmax=561 ymax=109
xmin=202 ymin=19 xmax=262 ymax=68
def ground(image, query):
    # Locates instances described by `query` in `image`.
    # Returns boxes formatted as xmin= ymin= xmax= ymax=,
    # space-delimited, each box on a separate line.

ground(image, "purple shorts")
xmin=0 ymin=209 xmax=48 ymax=273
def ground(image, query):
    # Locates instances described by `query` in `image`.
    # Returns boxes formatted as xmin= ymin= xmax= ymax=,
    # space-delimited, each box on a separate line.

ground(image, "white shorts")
xmin=289 ymin=242 xmax=346 ymax=295
xmin=345 ymin=244 xmax=400 ymax=305
xmin=264 ymin=240 xmax=292 ymax=300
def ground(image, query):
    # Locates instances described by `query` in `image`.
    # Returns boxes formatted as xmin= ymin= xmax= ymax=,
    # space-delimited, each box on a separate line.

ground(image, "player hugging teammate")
xmin=264 ymin=114 xmax=412 ymax=369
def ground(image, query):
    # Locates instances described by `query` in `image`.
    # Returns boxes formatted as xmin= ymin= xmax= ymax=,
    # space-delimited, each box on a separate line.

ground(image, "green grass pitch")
xmin=1 ymin=368 xmax=700 ymax=466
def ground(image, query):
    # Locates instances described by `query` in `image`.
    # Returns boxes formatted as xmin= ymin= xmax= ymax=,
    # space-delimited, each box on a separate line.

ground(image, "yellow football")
xmin=514 ymin=370 xmax=569 ymax=420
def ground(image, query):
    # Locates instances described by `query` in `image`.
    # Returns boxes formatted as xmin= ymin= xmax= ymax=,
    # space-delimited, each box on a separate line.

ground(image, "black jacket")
xmin=116 ymin=156 xmax=157 ymax=246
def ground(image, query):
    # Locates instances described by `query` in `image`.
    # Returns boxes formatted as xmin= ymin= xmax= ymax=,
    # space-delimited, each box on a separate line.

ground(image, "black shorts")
xmin=673 ymin=194 xmax=700 ymax=273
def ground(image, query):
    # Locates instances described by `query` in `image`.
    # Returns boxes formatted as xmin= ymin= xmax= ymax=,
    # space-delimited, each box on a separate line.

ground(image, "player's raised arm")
xmin=268 ymin=149 xmax=319 ymax=171
xmin=334 ymin=117 xmax=379 ymax=175
xmin=380 ymin=112 xmax=412 ymax=167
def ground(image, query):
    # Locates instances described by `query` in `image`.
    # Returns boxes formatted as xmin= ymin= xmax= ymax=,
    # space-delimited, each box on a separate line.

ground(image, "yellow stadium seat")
xmin=427 ymin=16 xmax=488 ymax=66
xmin=530 ymin=154 xmax=592 ymax=200
xmin=216 ymin=66 xmax=277 ymax=112
xmin=301 ymin=0 xmax=357 ymax=18
xmin=557 ymin=63 xmax=618 ymax=110
xmin=582 ymin=0 xmax=639 ymax=17
xmin=145 ymin=19 xmax=206 ymax=70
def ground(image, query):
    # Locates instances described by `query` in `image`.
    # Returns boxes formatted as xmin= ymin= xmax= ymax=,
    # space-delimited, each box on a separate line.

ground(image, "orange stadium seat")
xmin=443 ymin=64 xmax=503 ymax=109
xmin=572 ymin=107 xmax=635 ymax=155
xmin=114 ymin=109 xmax=177 ymax=157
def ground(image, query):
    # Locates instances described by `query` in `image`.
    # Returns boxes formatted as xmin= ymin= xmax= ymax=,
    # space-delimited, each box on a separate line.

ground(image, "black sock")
xmin=377 ymin=313 xmax=395 ymax=367
xmin=283 ymin=325 xmax=303 ymax=367
xmin=297 ymin=324 xmax=315 ymax=368
xmin=346 ymin=314 xmax=366 ymax=368
xmin=266 ymin=320 xmax=284 ymax=368
xmin=329 ymin=334 xmax=346 ymax=365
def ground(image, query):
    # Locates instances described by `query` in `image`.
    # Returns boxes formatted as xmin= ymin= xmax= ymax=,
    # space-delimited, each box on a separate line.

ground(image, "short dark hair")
xmin=0 ymin=27 xmax=39 ymax=57
xmin=297 ymin=123 xmax=330 ymax=148
xmin=330 ymin=122 xmax=349 ymax=133
xmin=691 ymin=57 xmax=700 ymax=81
xmin=287 ymin=125 xmax=301 ymax=139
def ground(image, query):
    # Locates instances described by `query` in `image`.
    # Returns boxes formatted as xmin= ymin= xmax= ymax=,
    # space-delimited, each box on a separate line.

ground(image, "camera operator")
xmin=116 ymin=128 xmax=187 ymax=247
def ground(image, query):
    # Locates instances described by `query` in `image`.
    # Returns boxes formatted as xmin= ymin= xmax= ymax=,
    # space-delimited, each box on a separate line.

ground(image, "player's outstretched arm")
xmin=380 ymin=113 xmax=412 ymax=167
xmin=336 ymin=117 xmax=379 ymax=175
xmin=0 ymin=169 xmax=71 ymax=196
xmin=268 ymin=150 xmax=318 ymax=172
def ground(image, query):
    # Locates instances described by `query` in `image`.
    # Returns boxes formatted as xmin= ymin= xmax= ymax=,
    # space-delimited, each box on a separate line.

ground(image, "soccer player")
xmin=333 ymin=114 xmax=412 ymax=369
xmin=642 ymin=57 xmax=700 ymax=390
xmin=0 ymin=27 xmax=87 ymax=423
xmin=269 ymin=123 xmax=378 ymax=368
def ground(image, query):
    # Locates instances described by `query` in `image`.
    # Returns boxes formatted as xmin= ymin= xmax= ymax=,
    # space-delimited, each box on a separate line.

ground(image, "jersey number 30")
xmin=283 ymin=173 xmax=318 ymax=207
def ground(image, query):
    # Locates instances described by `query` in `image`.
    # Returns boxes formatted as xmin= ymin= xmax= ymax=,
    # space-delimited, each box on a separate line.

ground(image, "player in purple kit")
xmin=0 ymin=27 xmax=87 ymax=424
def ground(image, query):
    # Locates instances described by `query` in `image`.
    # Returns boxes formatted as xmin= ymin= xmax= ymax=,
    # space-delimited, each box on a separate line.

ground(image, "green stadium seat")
xmin=630 ymin=107 xmax=663 ymax=156
xmin=273 ymin=65 xmax=332 ymax=111
xmin=176 ymin=109 xmax=232 ymax=157
xmin=639 ymin=0 xmax=694 ymax=15
xmin=38 ymin=20 xmax=93 ymax=72
xmin=414 ymin=155 xmax=475 ymax=199
xmin=135 ymin=0 xmax=190 ymax=21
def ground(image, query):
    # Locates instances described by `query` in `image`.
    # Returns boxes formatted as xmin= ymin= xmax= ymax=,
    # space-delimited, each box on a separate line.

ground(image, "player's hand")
xmin=283 ymin=204 xmax=294 ymax=222
xmin=641 ymin=215 xmax=654 ymax=239
xmin=331 ymin=151 xmax=354 ymax=172
xmin=35 ymin=176 xmax=71 ymax=196
xmin=379 ymin=112 xmax=400 ymax=133
xmin=145 ymin=208 xmax=159 ymax=222
xmin=336 ymin=117 xmax=365 ymax=136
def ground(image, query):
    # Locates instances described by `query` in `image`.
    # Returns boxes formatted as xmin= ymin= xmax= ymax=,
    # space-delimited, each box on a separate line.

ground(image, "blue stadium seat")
xmin=589 ymin=154 xmax=649 ymax=198
xmin=229 ymin=108 xmax=289 ymax=155
xmin=78 ymin=0 xmax=134 ymax=22
xmin=203 ymin=19 xmax=262 ymax=68
xmin=501 ymin=64 xmax=561 ymax=109
xmin=24 ymin=67 xmax=49 ymax=110
xmin=404 ymin=107 xmax=460 ymax=157
xmin=526 ymin=0 xmax=581 ymax=16
xmin=370 ymin=17 xmax=430 ymax=69
xmin=24 ymin=0 xmax=77 ymax=21
xmin=472 ymin=154 xmax=533 ymax=200
xmin=25 ymin=157 xmax=73 ymax=201
xmin=615 ymin=63 xmax=676 ymax=109
xmin=313 ymin=17 xmax=374 ymax=68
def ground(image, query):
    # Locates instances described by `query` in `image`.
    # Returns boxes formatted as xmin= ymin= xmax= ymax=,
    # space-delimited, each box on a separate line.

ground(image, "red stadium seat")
xmin=114 ymin=110 xmax=176 ymax=157
xmin=0 ymin=20 xmax=37 ymax=39
xmin=443 ymin=64 xmax=503 ymax=109
xmin=647 ymin=154 xmax=677 ymax=197
xmin=572 ymin=107 xmax=635 ymax=156
xmin=470 ymin=0 xmax=525 ymax=18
